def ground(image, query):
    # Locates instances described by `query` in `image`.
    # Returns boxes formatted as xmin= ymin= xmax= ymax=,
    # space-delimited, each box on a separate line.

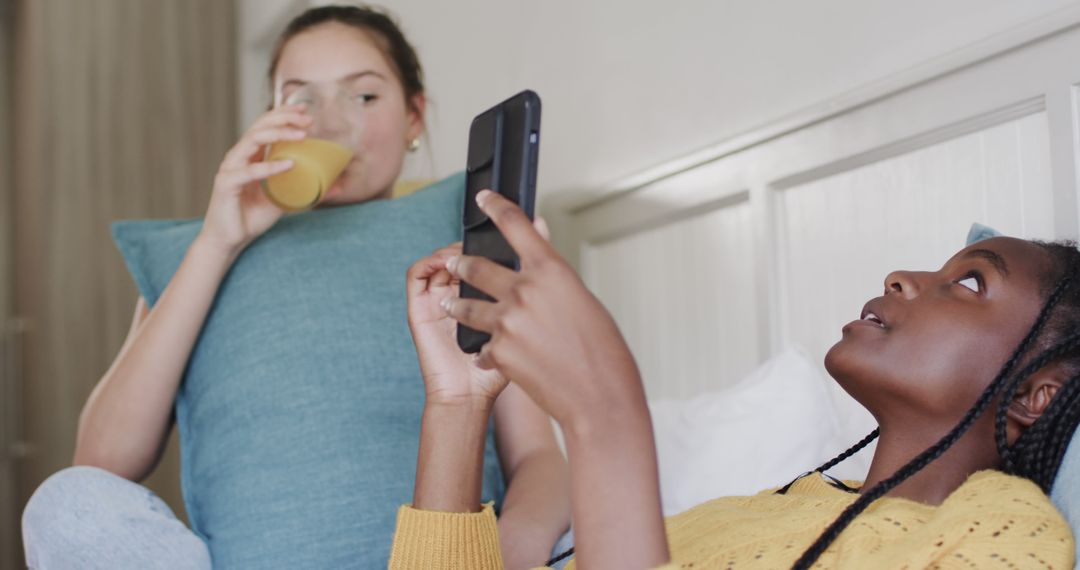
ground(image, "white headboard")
xmin=567 ymin=14 xmax=1080 ymax=406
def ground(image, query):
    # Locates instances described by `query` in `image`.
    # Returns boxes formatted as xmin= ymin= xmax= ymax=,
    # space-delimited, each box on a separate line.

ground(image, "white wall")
xmin=237 ymin=0 xmax=306 ymax=133
xmin=239 ymin=0 xmax=1080 ymax=200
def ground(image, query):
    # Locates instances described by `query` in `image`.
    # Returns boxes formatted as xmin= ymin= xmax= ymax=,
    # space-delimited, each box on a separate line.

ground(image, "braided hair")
xmin=791 ymin=241 xmax=1080 ymax=569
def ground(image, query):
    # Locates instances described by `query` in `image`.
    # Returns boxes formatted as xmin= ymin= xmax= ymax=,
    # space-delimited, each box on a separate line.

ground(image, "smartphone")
xmin=457 ymin=90 xmax=542 ymax=353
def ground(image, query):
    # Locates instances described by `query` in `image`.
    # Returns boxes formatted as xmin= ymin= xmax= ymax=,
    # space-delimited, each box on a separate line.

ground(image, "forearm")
xmin=74 ymin=234 xmax=238 ymax=480
xmin=497 ymin=448 xmax=571 ymax=570
xmin=413 ymin=398 xmax=494 ymax=513
xmin=563 ymin=394 xmax=669 ymax=570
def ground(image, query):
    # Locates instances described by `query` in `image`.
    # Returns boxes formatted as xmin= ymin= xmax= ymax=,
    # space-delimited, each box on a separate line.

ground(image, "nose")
xmin=314 ymin=104 xmax=349 ymax=137
xmin=884 ymin=270 xmax=923 ymax=299
xmin=311 ymin=92 xmax=365 ymax=143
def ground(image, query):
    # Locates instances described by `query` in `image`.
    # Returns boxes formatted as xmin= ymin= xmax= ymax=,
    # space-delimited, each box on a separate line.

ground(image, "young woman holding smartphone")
xmin=392 ymin=189 xmax=1076 ymax=569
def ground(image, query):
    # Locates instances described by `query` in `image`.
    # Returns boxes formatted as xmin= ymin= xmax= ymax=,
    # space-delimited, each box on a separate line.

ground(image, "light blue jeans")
xmin=23 ymin=466 xmax=574 ymax=569
xmin=21 ymin=466 xmax=211 ymax=570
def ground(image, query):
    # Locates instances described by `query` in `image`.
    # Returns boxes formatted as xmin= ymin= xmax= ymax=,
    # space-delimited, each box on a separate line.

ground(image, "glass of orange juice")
xmin=263 ymin=84 xmax=365 ymax=211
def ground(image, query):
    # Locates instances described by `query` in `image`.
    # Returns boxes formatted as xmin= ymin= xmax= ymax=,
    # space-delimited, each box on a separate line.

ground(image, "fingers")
xmin=429 ymin=266 xmax=453 ymax=289
xmin=251 ymin=104 xmax=311 ymax=131
xmin=215 ymin=159 xmax=294 ymax=190
xmin=221 ymin=105 xmax=313 ymax=168
xmin=233 ymin=134 xmax=304 ymax=170
xmin=407 ymin=253 xmax=456 ymax=297
xmin=223 ymin=127 xmax=306 ymax=170
xmin=248 ymin=126 xmax=307 ymax=147
xmin=446 ymin=254 xmax=517 ymax=301
xmin=534 ymin=216 xmax=551 ymax=242
xmin=406 ymin=243 xmax=467 ymax=300
xmin=442 ymin=296 xmax=499 ymax=333
xmin=475 ymin=190 xmax=554 ymax=266
xmin=429 ymin=243 xmax=463 ymax=288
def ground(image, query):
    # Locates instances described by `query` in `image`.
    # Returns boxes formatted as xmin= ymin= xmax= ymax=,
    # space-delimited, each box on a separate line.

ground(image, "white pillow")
xmin=648 ymin=347 xmax=876 ymax=516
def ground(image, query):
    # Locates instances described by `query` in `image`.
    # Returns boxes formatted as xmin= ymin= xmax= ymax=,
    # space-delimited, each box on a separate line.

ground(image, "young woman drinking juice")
xmin=22 ymin=7 xmax=569 ymax=570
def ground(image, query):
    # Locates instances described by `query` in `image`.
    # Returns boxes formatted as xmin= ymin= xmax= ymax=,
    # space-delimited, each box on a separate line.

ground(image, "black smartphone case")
xmin=458 ymin=90 xmax=541 ymax=353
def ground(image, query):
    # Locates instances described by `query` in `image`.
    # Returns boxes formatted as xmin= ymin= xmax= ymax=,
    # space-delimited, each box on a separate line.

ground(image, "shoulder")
xmin=940 ymin=470 xmax=1068 ymax=528
xmin=933 ymin=470 xmax=1073 ymax=567
xmin=947 ymin=470 xmax=1062 ymax=516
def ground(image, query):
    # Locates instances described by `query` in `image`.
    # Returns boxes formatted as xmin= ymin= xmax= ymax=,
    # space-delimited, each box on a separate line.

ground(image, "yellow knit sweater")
xmin=389 ymin=470 xmax=1073 ymax=569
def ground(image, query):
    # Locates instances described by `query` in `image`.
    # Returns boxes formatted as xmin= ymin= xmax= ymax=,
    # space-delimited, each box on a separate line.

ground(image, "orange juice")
xmin=262 ymin=138 xmax=354 ymax=211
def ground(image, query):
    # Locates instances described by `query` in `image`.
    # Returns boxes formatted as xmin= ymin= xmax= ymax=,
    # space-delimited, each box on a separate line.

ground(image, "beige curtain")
xmin=2 ymin=1 xmax=17 ymax=568
xmin=12 ymin=0 xmax=238 ymax=557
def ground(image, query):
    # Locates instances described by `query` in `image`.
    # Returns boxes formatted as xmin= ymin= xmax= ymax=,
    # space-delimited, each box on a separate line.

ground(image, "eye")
xmin=352 ymin=93 xmax=378 ymax=103
xmin=956 ymin=274 xmax=981 ymax=293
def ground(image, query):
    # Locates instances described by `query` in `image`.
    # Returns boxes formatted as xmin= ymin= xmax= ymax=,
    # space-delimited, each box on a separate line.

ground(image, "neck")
xmin=861 ymin=417 xmax=998 ymax=505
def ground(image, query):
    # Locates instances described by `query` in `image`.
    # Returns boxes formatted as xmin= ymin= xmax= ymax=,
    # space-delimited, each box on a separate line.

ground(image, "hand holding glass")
xmin=263 ymin=83 xmax=365 ymax=211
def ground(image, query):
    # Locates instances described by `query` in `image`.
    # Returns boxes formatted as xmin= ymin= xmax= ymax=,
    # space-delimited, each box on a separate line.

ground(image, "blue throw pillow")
xmin=112 ymin=173 xmax=505 ymax=569
xmin=965 ymin=222 xmax=1003 ymax=245
xmin=966 ymin=222 xmax=1080 ymax=564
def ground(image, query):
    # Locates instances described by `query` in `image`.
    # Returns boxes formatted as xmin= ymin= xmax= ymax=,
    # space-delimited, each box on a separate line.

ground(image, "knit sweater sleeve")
xmin=389 ymin=503 xmax=506 ymax=570
xmin=388 ymin=503 xmax=680 ymax=570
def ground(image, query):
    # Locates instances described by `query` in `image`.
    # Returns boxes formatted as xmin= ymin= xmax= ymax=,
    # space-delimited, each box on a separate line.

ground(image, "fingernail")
xmin=476 ymin=190 xmax=492 ymax=206
xmin=440 ymin=297 xmax=452 ymax=312
xmin=279 ymin=159 xmax=294 ymax=167
xmin=446 ymin=255 xmax=459 ymax=273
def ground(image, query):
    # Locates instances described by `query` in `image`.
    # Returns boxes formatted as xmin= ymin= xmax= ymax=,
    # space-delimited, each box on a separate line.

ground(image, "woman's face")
xmin=825 ymin=237 xmax=1051 ymax=426
xmin=272 ymin=22 xmax=424 ymax=205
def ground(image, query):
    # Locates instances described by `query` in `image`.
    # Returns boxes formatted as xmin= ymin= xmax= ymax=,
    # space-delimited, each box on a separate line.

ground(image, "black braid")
xmin=546 ymin=547 xmax=575 ymax=567
xmin=775 ymin=429 xmax=880 ymax=496
xmin=790 ymin=258 xmax=1077 ymax=570
xmin=814 ymin=429 xmax=880 ymax=474
xmin=995 ymin=244 xmax=1080 ymax=476
xmin=995 ymin=329 xmax=1080 ymax=472
xmin=1004 ymin=367 xmax=1080 ymax=491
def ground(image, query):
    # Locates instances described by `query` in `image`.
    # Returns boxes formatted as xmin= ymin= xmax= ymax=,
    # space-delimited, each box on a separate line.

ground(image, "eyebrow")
xmin=280 ymin=70 xmax=387 ymax=90
xmin=963 ymin=248 xmax=1010 ymax=277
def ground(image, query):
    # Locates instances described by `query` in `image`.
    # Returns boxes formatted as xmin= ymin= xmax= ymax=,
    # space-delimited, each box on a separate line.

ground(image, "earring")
xmin=408 ymin=138 xmax=421 ymax=152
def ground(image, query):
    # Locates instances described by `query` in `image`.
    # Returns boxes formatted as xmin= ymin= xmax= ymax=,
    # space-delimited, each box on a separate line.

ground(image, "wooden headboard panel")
xmin=566 ymin=15 xmax=1080 ymax=406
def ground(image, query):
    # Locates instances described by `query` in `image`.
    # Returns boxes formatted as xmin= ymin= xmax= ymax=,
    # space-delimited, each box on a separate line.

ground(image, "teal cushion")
xmin=966 ymin=222 xmax=1079 ymax=565
xmin=965 ymin=222 xmax=1003 ymax=245
xmin=112 ymin=173 xmax=505 ymax=569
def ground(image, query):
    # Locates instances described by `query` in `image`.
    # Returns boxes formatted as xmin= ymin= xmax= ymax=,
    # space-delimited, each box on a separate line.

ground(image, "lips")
xmin=859 ymin=299 xmax=888 ymax=329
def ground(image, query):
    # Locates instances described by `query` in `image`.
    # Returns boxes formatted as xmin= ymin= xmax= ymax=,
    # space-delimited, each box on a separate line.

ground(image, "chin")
xmin=823 ymin=340 xmax=846 ymax=382
xmin=823 ymin=337 xmax=872 ymax=401
xmin=318 ymin=180 xmax=391 ymax=207
xmin=823 ymin=337 xmax=906 ymax=421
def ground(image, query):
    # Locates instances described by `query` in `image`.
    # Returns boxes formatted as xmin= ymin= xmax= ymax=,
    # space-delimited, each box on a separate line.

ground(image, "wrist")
xmin=423 ymin=396 xmax=496 ymax=419
xmin=192 ymin=230 xmax=245 ymax=265
xmin=413 ymin=397 xmax=494 ymax=513
xmin=563 ymin=390 xmax=651 ymax=451
xmin=560 ymin=391 xmax=670 ymax=570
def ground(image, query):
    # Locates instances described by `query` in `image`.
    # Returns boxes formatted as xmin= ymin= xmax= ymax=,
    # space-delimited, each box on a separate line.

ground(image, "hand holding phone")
xmin=458 ymin=90 xmax=542 ymax=353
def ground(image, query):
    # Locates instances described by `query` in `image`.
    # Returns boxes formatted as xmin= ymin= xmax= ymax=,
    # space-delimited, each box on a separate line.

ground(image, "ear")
xmin=405 ymin=93 xmax=427 ymax=143
xmin=1007 ymin=362 xmax=1067 ymax=428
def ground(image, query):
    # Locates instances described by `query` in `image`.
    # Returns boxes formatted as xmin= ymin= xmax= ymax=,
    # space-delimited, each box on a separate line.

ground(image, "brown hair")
xmin=267 ymin=4 xmax=425 ymax=114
